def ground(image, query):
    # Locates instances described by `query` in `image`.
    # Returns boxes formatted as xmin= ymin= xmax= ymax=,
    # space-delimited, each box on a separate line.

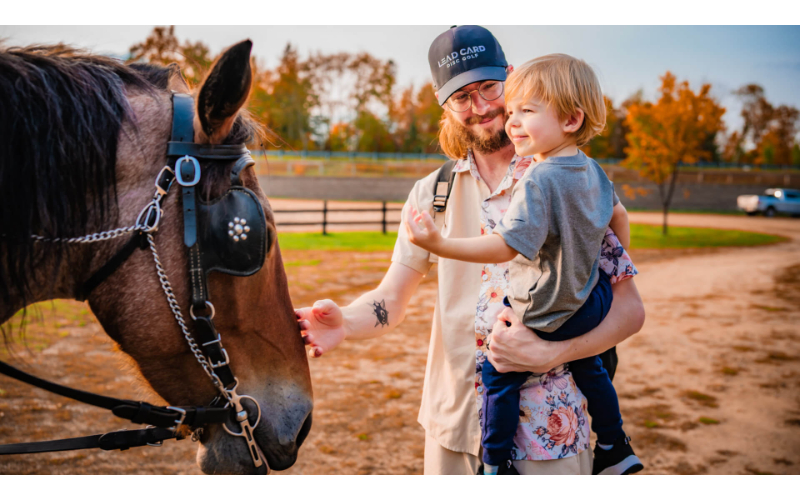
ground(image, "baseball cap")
xmin=428 ymin=25 xmax=508 ymax=106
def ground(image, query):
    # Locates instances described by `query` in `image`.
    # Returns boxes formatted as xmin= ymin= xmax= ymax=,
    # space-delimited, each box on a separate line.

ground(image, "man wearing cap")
xmin=296 ymin=25 xmax=645 ymax=475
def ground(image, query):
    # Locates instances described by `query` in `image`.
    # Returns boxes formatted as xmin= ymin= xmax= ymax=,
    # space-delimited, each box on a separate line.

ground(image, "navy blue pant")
xmin=480 ymin=271 xmax=624 ymax=465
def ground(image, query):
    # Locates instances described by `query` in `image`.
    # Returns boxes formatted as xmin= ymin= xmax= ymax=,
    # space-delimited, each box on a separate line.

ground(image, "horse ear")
xmin=195 ymin=39 xmax=253 ymax=144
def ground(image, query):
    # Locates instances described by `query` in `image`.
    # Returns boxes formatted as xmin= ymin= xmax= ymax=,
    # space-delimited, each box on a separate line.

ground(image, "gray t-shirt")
xmin=495 ymin=151 xmax=619 ymax=333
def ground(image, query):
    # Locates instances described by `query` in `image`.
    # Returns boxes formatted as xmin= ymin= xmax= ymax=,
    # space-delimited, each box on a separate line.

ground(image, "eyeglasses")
xmin=446 ymin=81 xmax=504 ymax=113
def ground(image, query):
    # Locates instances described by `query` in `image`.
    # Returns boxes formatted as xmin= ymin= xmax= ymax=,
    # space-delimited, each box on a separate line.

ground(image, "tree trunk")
xmin=661 ymin=164 xmax=681 ymax=235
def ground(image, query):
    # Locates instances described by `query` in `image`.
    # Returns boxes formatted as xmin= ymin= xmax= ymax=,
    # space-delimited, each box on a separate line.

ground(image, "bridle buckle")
xmin=175 ymin=155 xmax=201 ymax=187
xmin=154 ymin=166 xmax=176 ymax=197
xmin=166 ymin=406 xmax=187 ymax=434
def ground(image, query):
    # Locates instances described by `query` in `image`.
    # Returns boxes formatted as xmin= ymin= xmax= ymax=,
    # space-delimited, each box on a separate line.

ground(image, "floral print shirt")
xmin=456 ymin=151 xmax=638 ymax=460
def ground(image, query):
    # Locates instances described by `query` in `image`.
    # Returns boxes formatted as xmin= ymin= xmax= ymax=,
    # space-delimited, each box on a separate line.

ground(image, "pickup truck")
xmin=737 ymin=188 xmax=800 ymax=217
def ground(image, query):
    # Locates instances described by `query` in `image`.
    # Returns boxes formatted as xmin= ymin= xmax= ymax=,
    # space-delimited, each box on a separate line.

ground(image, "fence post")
xmin=322 ymin=200 xmax=328 ymax=235
xmin=382 ymin=201 xmax=387 ymax=234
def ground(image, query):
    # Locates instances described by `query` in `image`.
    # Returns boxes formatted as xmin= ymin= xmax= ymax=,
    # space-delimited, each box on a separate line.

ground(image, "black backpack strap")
xmin=432 ymin=159 xmax=457 ymax=213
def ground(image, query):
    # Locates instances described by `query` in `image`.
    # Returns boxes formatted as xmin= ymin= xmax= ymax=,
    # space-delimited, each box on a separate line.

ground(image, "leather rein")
xmin=0 ymin=93 xmax=268 ymax=474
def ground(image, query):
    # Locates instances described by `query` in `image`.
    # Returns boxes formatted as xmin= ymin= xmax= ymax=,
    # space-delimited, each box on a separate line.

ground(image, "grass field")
xmin=278 ymin=231 xmax=400 ymax=252
xmin=278 ymin=225 xmax=786 ymax=252
xmin=628 ymin=224 xmax=786 ymax=249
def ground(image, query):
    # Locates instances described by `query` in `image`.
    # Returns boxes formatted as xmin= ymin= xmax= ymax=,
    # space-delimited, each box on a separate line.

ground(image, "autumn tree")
xmin=390 ymin=82 xmax=444 ymax=153
xmin=248 ymin=44 xmax=318 ymax=150
xmin=304 ymin=51 xmax=396 ymax=151
xmin=623 ymin=72 xmax=726 ymax=234
xmin=754 ymin=105 xmax=799 ymax=165
xmin=723 ymin=85 xmax=800 ymax=166
xmin=128 ymin=26 xmax=213 ymax=86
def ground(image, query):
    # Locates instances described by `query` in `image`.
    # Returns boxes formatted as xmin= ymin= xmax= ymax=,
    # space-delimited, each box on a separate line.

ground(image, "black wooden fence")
xmin=273 ymin=201 xmax=402 ymax=235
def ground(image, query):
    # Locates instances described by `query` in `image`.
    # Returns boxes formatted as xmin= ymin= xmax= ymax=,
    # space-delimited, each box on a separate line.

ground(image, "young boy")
xmin=406 ymin=54 xmax=642 ymax=475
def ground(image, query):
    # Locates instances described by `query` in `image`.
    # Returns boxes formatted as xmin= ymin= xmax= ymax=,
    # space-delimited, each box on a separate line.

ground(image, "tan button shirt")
xmin=392 ymin=153 xmax=594 ymax=459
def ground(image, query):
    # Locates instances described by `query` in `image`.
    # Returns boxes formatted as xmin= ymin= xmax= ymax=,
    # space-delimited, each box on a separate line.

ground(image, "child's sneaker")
xmin=592 ymin=436 xmax=643 ymax=475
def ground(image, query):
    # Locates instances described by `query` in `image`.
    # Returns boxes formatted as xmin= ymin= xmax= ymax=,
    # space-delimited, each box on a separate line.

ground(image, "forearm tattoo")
xmin=371 ymin=299 xmax=389 ymax=327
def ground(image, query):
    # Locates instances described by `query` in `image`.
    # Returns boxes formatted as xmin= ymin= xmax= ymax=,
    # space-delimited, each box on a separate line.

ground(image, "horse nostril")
xmin=296 ymin=412 xmax=312 ymax=447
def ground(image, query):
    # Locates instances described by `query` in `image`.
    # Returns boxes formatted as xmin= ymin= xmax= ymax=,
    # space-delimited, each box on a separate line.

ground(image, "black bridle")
xmin=0 ymin=93 xmax=270 ymax=474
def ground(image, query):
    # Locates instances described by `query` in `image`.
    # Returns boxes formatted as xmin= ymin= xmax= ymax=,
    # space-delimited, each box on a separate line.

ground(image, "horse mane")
xmin=0 ymin=44 xmax=260 ymax=314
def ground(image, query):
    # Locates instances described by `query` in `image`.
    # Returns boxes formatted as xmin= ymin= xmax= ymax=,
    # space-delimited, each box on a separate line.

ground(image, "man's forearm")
xmin=341 ymin=262 xmax=424 ymax=341
xmin=553 ymin=278 xmax=645 ymax=366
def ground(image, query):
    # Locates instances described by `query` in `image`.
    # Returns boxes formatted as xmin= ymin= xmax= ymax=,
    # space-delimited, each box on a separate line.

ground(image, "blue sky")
xmin=2 ymin=25 xmax=799 ymax=136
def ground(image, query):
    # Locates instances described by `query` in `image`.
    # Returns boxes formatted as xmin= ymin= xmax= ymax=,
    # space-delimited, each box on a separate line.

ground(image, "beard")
xmin=447 ymin=107 xmax=511 ymax=155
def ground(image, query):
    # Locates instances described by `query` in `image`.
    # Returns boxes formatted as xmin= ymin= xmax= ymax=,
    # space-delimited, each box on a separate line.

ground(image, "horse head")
xmin=0 ymin=40 xmax=312 ymax=474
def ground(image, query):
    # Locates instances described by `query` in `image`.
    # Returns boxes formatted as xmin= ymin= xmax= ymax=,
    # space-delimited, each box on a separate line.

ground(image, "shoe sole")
xmin=597 ymin=455 xmax=644 ymax=475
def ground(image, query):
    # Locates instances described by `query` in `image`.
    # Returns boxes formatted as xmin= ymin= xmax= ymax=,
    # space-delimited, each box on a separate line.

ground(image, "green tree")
xmin=354 ymin=111 xmax=394 ymax=152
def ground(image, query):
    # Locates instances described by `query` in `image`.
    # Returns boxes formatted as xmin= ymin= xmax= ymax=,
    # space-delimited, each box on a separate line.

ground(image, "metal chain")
xmin=26 ymin=164 xmax=235 ymax=407
xmin=146 ymin=233 xmax=228 ymax=399
xmin=30 ymin=197 xmax=162 ymax=244
xmin=30 ymin=224 xmax=143 ymax=244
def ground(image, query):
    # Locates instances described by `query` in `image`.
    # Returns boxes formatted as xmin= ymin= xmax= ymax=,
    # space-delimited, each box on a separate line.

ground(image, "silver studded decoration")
xmin=227 ymin=217 xmax=251 ymax=243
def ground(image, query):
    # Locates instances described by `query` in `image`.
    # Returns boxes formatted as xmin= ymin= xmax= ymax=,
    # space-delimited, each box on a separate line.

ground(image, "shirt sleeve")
xmin=612 ymin=182 xmax=620 ymax=206
xmin=391 ymin=178 xmax=435 ymax=276
xmin=495 ymin=178 xmax=549 ymax=261
xmin=599 ymin=228 xmax=638 ymax=284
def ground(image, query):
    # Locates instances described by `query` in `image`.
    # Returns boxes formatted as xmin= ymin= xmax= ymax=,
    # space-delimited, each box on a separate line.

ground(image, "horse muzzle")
xmin=196 ymin=395 xmax=312 ymax=474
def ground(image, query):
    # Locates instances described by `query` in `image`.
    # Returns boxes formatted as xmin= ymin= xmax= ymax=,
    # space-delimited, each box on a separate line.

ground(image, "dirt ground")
xmin=1 ymin=212 xmax=798 ymax=474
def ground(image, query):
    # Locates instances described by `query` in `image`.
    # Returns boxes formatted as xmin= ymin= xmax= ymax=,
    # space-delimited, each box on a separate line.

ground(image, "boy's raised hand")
xmin=404 ymin=205 xmax=442 ymax=253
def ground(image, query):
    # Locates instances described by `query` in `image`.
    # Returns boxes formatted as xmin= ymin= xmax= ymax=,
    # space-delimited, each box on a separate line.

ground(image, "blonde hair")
xmin=504 ymin=54 xmax=606 ymax=147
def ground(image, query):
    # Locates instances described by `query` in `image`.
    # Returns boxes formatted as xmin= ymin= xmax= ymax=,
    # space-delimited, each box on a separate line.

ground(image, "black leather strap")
xmin=168 ymin=142 xmax=250 ymax=160
xmin=171 ymin=94 xmax=195 ymax=143
xmin=0 ymin=427 xmax=177 ymax=455
xmin=193 ymin=316 xmax=236 ymax=389
xmin=230 ymin=154 xmax=255 ymax=185
xmin=77 ymin=232 xmax=147 ymax=301
xmin=433 ymin=159 xmax=457 ymax=213
xmin=180 ymin=170 xmax=199 ymax=248
xmin=188 ymin=244 xmax=207 ymax=309
xmin=111 ymin=403 xmax=229 ymax=428
xmin=1 ymin=359 xmax=124 ymax=410
xmin=0 ymin=360 xmax=230 ymax=430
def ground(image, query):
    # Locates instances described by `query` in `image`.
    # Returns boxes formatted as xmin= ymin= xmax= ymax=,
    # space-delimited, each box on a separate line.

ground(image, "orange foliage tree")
xmin=389 ymin=83 xmax=444 ymax=154
xmin=724 ymin=85 xmax=800 ymax=166
xmin=624 ymin=72 xmax=726 ymax=234
xmin=128 ymin=26 xmax=212 ymax=86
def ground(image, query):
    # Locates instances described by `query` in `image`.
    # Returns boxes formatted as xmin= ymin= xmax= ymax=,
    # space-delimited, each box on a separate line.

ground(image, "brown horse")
xmin=0 ymin=40 xmax=312 ymax=474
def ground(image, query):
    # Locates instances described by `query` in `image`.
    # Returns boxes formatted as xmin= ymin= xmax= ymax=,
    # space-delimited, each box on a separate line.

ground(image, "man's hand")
xmin=296 ymin=299 xmax=347 ymax=358
xmin=488 ymin=306 xmax=567 ymax=374
xmin=404 ymin=205 xmax=442 ymax=253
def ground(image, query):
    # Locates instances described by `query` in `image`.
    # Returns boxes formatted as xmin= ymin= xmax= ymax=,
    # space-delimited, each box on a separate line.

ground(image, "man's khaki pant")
xmin=423 ymin=434 xmax=593 ymax=475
